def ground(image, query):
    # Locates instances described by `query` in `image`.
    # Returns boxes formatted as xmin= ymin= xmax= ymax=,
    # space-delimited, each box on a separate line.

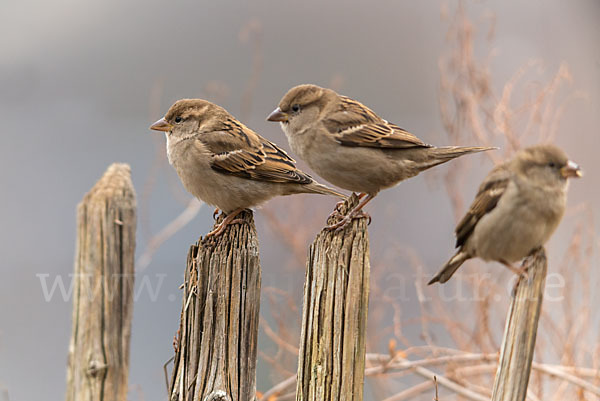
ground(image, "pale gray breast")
xmin=470 ymin=178 xmax=567 ymax=263
xmin=165 ymin=133 xmax=174 ymax=165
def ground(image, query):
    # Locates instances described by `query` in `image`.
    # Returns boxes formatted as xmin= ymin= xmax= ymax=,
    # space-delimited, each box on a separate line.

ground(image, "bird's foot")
xmin=326 ymin=209 xmax=371 ymax=231
xmin=325 ymin=215 xmax=352 ymax=231
xmin=203 ymin=209 xmax=245 ymax=241
xmin=327 ymin=192 xmax=368 ymax=222
xmin=327 ymin=203 xmax=345 ymax=221
xmin=203 ymin=222 xmax=229 ymax=240
xmin=334 ymin=199 xmax=346 ymax=211
xmin=227 ymin=218 xmax=248 ymax=227
xmin=354 ymin=209 xmax=372 ymax=225
xmin=212 ymin=208 xmax=221 ymax=220
xmin=204 ymin=220 xmax=245 ymax=240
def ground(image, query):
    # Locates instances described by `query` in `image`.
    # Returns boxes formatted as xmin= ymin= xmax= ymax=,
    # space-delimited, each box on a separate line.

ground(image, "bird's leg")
xmin=204 ymin=208 xmax=246 ymax=239
xmin=328 ymin=192 xmax=364 ymax=220
xmin=212 ymin=208 xmax=221 ymax=220
xmin=500 ymin=260 xmax=527 ymax=280
xmin=326 ymin=194 xmax=375 ymax=231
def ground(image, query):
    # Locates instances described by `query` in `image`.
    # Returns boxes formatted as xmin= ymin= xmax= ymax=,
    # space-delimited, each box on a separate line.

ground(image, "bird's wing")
xmin=455 ymin=165 xmax=512 ymax=248
xmin=323 ymin=96 xmax=431 ymax=149
xmin=203 ymin=117 xmax=313 ymax=184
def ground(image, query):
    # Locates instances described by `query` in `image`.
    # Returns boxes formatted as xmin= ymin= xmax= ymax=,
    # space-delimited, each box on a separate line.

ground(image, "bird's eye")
xmin=547 ymin=162 xmax=556 ymax=168
xmin=291 ymin=104 xmax=301 ymax=113
xmin=174 ymin=116 xmax=183 ymax=123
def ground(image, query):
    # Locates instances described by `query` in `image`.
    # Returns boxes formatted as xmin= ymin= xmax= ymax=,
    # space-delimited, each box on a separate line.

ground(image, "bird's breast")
xmin=165 ymin=134 xmax=175 ymax=165
xmin=470 ymin=180 xmax=566 ymax=263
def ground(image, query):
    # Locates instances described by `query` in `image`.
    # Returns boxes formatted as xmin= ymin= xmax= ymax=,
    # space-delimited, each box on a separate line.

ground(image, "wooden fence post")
xmin=296 ymin=194 xmax=370 ymax=401
xmin=66 ymin=163 xmax=137 ymax=401
xmin=169 ymin=210 xmax=261 ymax=401
xmin=491 ymin=247 xmax=548 ymax=401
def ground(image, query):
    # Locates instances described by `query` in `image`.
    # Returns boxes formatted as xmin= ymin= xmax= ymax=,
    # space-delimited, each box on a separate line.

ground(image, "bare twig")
xmin=259 ymin=374 xmax=296 ymax=401
xmin=136 ymin=198 xmax=202 ymax=271
xmin=381 ymin=380 xmax=434 ymax=401
xmin=532 ymin=362 xmax=600 ymax=397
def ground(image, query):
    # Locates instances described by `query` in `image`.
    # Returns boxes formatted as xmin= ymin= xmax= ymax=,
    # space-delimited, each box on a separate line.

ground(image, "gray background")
xmin=1 ymin=0 xmax=598 ymax=400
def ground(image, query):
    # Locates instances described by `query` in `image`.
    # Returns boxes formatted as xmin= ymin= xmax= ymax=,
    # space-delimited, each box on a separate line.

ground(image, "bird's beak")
xmin=561 ymin=160 xmax=583 ymax=178
xmin=266 ymin=107 xmax=289 ymax=122
xmin=150 ymin=117 xmax=173 ymax=132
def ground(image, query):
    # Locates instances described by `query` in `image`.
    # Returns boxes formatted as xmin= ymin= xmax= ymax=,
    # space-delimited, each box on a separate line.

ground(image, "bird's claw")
xmin=326 ymin=199 xmax=349 ymax=222
xmin=327 ymin=209 xmax=343 ymax=222
xmin=326 ymin=215 xmax=352 ymax=231
xmin=325 ymin=209 xmax=371 ymax=231
xmin=203 ymin=223 xmax=228 ymax=241
xmin=358 ymin=210 xmax=372 ymax=225
xmin=228 ymin=218 xmax=249 ymax=227
xmin=202 ymin=213 xmax=247 ymax=242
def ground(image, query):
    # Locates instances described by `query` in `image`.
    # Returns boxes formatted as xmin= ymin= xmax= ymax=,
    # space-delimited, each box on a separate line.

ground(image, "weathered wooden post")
xmin=296 ymin=194 xmax=370 ymax=401
xmin=491 ymin=247 xmax=548 ymax=401
xmin=169 ymin=210 xmax=261 ymax=401
xmin=66 ymin=163 xmax=137 ymax=401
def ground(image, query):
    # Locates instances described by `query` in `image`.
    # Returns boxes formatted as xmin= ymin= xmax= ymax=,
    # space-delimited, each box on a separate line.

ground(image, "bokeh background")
xmin=1 ymin=0 xmax=598 ymax=400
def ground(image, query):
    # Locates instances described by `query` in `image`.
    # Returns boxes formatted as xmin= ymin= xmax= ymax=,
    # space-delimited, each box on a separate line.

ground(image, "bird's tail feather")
xmin=428 ymin=251 xmax=470 ymax=285
xmin=422 ymin=146 xmax=496 ymax=171
xmin=307 ymin=182 xmax=347 ymax=199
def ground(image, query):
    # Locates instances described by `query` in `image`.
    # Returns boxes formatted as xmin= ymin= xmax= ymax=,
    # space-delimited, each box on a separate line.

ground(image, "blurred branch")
xmin=136 ymin=198 xmax=202 ymax=271
xmin=259 ymin=374 xmax=296 ymax=401
xmin=365 ymin=352 xmax=498 ymax=374
xmin=532 ymin=362 xmax=600 ymax=397
xmin=387 ymin=362 xmax=488 ymax=401
xmin=260 ymin=345 xmax=600 ymax=400
xmin=259 ymin=206 xmax=310 ymax=265
xmin=380 ymin=381 xmax=434 ymax=401
xmin=260 ymin=318 xmax=299 ymax=356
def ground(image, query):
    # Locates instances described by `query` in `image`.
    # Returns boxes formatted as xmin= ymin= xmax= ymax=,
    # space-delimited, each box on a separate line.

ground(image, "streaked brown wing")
xmin=323 ymin=96 xmax=431 ymax=149
xmin=205 ymin=118 xmax=313 ymax=184
xmin=200 ymin=117 xmax=262 ymax=152
xmin=455 ymin=165 xmax=511 ymax=248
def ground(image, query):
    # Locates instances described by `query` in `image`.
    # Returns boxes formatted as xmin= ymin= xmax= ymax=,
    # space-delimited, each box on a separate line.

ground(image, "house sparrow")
xmin=150 ymin=99 xmax=345 ymax=238
xmin=267 ymin=84 xmax=494 ymax=229
xmin=428 ymin=144 xmax=582 ymax=285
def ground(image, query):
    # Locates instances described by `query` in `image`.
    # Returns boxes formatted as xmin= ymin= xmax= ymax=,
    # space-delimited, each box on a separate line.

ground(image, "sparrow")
xmin=267 ymin=84 xmax=495 ymax=229
xmin=150 ymin=99 xmax=345 ymax=238
xmin=428 ymin=144 xmax=582 ymax=285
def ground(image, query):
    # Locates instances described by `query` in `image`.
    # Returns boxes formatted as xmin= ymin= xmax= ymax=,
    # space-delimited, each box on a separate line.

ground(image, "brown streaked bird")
xmin=428 ymin=144 xmax=582 ymax=285
xmin=150 ymin=99 xmax=345 ymax=238
xmin=267 ymin=84 xmax=495 ymax=229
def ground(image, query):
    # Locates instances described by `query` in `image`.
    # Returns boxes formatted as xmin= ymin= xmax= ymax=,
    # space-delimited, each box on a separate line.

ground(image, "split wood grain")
xmin=491 ymin=247 xmax=548 ymax=401
xmin=169 ymin=210 xmax=260 ymax=401
xmin=66 ymin=163 xmax=136 ymax=401
xmin=296 ymin=194 xmax=370 ymax=401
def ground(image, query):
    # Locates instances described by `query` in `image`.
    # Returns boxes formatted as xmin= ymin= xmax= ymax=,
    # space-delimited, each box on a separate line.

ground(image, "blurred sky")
xmin=1 ymin=0 xmax=598 ymax=400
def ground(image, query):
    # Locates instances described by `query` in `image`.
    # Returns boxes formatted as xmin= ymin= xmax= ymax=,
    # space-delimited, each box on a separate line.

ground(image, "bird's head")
xmin=266 ymin=84 xmax=336 ymax=136
xmin=513 ymin=144 xmax=582 ymax=187
xmin=150 ymin=99 xmax=223 ymax=139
